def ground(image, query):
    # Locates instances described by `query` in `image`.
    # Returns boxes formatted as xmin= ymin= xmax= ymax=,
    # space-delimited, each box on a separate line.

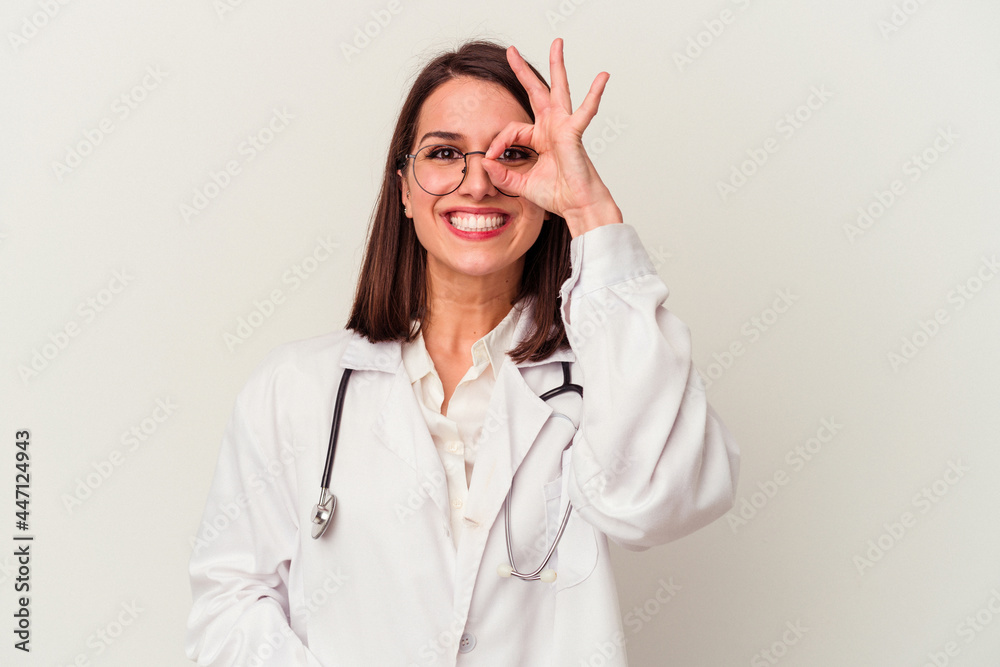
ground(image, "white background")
xmin=2 ymin=0 xmax=999 ymax=665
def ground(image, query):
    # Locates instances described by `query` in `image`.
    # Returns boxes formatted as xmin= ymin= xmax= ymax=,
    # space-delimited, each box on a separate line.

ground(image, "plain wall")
xmin=2 ymin=0 xmax=999 ymax=664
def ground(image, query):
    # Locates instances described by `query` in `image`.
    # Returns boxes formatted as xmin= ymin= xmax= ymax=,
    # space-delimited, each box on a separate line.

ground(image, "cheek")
xmin=519 ymin=202 xmax=547 ymax=231
xmin=516 ymin=209 xmax=546 ymax=250
xmin=408 ymin=187 xmax=436 ymax=215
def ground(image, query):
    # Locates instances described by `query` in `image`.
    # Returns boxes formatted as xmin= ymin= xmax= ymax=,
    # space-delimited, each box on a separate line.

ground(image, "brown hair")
xmin=346 ymin=40 xmax=572 ymax=364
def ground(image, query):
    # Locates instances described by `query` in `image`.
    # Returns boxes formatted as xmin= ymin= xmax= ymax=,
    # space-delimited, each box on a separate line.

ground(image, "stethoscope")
xmin=310 ymin=361 xmax=583 ymax=584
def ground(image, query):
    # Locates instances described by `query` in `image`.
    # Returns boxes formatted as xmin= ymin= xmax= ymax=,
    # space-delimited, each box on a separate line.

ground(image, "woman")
xmin=186 ymin=39 xmax=739 ymax=666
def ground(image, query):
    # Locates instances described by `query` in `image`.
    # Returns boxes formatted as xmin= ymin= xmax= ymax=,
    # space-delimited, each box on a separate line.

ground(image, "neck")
xmin=421 ymin=259 xmax=522 ymax=355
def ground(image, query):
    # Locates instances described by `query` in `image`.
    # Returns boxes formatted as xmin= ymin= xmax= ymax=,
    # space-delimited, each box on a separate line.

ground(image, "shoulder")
xmin=236 ymin=330 xmax=361 ymax=406
xmin=262 ymin=329 xmax=356 ymax=371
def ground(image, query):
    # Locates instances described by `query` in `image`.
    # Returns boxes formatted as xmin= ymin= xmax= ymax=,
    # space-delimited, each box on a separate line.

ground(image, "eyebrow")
xmin=417 ymin=130 xmax=464 ymax=145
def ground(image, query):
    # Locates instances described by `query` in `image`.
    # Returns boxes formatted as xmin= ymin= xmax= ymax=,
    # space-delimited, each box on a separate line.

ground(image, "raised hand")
xmin=482 ymin=38 xmax=623 ymax=238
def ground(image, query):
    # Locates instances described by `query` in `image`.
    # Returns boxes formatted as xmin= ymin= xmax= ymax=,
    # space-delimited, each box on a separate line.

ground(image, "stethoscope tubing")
xmin=319 ymin=368 xmax=353 ymax=489
xmin=502 ymin=363 xmax=582 ymax=580
xmin=311 ymin=360 xmax=582 ymax=582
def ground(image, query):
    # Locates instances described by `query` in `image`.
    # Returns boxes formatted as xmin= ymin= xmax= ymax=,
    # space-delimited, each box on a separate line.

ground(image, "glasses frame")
xmin=399 ymin=145 xmax=537 ymax=197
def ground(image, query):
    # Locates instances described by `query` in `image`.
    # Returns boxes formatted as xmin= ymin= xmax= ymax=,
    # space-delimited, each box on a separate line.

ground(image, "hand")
xmin=482 ymin=38 xmax=622 ymax=237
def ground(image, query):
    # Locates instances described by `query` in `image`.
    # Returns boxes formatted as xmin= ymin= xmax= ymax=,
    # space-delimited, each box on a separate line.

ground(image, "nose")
xmin=458 ymin=151 xmax=498 ymax=198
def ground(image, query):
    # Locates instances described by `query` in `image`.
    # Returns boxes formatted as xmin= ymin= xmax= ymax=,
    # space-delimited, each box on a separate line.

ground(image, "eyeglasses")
xmin=400 ymin=145 xmax=539 ymax=197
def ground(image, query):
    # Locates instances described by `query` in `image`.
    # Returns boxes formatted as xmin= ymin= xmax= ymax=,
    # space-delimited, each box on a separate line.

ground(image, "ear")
xmin=397 ymin=169 xmax=411 ymax=217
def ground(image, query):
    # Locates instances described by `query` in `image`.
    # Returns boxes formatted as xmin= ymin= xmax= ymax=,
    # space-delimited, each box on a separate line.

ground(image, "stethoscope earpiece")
xmin=496 ymin=562 xmax=556 ymax=582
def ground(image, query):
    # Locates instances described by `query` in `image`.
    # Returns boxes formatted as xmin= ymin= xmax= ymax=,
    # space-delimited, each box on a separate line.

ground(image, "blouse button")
xmin=458 ymin=632 xmax=476 ymax=653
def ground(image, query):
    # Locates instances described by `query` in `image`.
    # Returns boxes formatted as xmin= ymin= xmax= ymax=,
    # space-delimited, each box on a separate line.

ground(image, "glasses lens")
xmin=412 ymin=145 xmax=538 ymax=196
xmin=413 ymin=145 xmax=465 ymax=196
xmin=494 ymin=146 xmax=539 ymax=173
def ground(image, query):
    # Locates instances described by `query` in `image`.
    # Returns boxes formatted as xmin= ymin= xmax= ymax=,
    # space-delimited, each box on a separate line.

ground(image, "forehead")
xmin=414 ymin=77 xmax=530 ymax=144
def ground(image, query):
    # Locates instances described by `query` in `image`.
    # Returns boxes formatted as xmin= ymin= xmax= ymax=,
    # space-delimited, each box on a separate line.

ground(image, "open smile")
xmin=440 ymin=209 xmax=512 ymax=238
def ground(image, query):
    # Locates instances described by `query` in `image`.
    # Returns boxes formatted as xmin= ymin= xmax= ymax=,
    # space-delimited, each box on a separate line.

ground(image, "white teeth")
xmin=448 ymin=214 xmax=505 ymax=232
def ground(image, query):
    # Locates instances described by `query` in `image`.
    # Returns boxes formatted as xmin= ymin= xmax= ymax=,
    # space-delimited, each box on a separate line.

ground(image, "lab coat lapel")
xmin=342 ymin=334 xmax=451 ymax=521
xmin=462 ymin=360 xmax=552 ymax=536
xmin=461 ymin=300 xmax=578 ymax=533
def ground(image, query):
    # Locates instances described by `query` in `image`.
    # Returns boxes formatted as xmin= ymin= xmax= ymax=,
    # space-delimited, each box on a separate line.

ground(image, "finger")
xmin=571 ymin=71 xmax=610 ymax=131
xmin=548 ymin=38 xmax=572 ymax=113
xmin=506 ymin=46 xmax=551 ymax=114
xmin=484 ymin=121 xmax=535 ymax=160
xmin=480 ymin=158 xmax=527 ymax=198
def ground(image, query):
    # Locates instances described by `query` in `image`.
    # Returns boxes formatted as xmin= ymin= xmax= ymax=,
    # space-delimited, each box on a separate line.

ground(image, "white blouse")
xmin=400 ymin=304 xmax=521 ymax=549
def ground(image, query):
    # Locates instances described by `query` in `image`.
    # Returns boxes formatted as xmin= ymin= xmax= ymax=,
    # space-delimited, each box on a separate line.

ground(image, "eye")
xmin=498 ymin=146 xmax=536 ymax=164
xmin=424 ymin=145 xmax=463 ymax=161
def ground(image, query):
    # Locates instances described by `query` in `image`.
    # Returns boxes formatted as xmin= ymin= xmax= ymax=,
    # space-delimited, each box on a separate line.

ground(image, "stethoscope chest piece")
xmin=310 ymin=369 xmax=352 ymax=540
xmin=311 ymin=488 xmax=337 ymax=539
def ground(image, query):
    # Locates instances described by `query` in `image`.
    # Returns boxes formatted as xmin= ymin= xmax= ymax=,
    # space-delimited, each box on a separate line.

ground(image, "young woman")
xmin=186 ymin=38 xmax=739 ymax=666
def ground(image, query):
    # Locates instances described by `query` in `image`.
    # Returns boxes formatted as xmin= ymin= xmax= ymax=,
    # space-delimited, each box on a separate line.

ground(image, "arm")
xmin=185 ymin=362 xmax=325 ymax=666
xmin=561 ymin=223 xmax=740 ymax=549
xmin=484 ymin=38 xmax=738 ymax=547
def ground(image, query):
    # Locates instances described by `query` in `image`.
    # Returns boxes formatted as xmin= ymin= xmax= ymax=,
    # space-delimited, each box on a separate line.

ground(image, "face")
xmin=398 ymin=77 xmax=547 ymax=289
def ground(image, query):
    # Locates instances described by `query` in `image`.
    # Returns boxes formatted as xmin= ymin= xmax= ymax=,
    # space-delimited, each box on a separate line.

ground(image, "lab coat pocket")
xmin=548 ymin=451 xmax=599 ymax=591
xmin=543 ymin=475 xmax=564 ymax=540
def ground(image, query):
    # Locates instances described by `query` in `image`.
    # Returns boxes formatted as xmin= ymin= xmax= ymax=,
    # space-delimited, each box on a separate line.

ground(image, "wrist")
xmin=562 ymin=196 xmax=623 ymax=238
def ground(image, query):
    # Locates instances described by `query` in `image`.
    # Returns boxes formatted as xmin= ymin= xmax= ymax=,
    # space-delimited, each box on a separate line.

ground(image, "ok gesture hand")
xmin=482 ymin=39 xmax=623 ymax=238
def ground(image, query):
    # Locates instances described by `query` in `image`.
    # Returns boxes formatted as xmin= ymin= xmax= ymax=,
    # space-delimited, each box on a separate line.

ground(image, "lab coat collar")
xmin=338 ymin=295 xmax=577 ymax=373
xmin=399 ymin=299 xmax=523 ymax=389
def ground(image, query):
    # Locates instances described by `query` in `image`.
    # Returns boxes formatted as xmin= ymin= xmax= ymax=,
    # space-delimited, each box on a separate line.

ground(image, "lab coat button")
xmin=452 ymin=498 xmax=463 ymax=509
xmin=458 ymin=632 xmax=476 ymax=653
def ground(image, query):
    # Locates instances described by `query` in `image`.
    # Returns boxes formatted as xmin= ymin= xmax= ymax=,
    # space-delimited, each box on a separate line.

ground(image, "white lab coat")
xmin=185 ymin=223 xmax=740 ymax=666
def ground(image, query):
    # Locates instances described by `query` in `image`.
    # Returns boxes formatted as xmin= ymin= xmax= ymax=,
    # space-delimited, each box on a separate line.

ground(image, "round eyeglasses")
xmin=400 ymin=145 xmax=539 ymax=197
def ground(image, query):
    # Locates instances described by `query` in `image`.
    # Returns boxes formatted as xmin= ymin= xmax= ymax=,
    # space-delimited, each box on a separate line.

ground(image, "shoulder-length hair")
xmin=346 ymin=40 xmax=572 ymax=364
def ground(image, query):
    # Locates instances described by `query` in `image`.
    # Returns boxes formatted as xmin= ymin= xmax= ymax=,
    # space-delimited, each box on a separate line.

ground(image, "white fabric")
xmin=401 ymin=304 xmax=520 ymax=549
xmin=185 ymin=223 xmax=740 ymax=666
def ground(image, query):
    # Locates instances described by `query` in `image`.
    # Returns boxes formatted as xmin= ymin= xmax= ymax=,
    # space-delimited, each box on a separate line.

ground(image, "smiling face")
xmin=399 ymin=76 xmax=547 ymax=291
